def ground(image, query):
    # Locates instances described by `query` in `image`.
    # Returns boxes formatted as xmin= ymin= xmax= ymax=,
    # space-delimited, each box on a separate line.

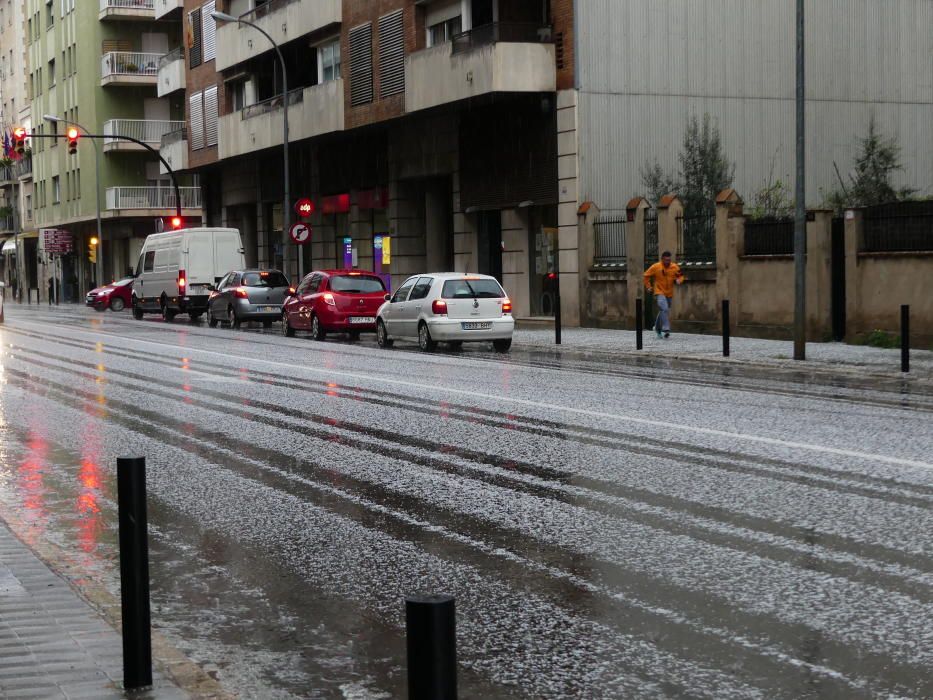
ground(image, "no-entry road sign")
xmin=289 ymin=222 xmax=312 ymax=245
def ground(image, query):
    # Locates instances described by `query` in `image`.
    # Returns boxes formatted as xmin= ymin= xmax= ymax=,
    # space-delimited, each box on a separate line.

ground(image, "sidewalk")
xmin=512 ymin=327 xmax=933 ymax=381
xmin=0 ymin=519 xmax=188 ymax=699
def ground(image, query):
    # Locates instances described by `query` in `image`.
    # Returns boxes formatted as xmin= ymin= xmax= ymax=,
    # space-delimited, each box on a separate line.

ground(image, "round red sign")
xmin=294 ymin=198 xmax=315 ymax=218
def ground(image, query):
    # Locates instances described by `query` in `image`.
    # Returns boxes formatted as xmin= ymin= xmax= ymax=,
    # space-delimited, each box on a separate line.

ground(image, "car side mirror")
xmin=384 ymin=294 xmax=391 ymax=302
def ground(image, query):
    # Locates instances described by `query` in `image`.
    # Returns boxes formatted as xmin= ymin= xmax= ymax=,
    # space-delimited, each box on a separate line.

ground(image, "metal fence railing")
xmin=158 ymin=46 xmax=183 ymax=69
xmin=104 ymin=119 xmax=186 ymax=145
xmin=100 ymin=0 xmax=154 ymax=10
xmin=644 ymin=211 xmax=659 ymax=262
xmin=863 ymin=213 xmax=933 ymax=253
xmin=744 ymin=218 xmax=794 ymax=256
xmin=160 ymin=127 xmax=187 ymax=149
xmin=678 ymin=214 xmax=716 ymax=265
xmin=452 ymin=22 xmax=553 ymax=55
xmin=239 ymin=0 xmax=298 ymax=22
xmin=241 ymin=88 xmax=304 ymax=120
xmin=106 ymin=186 xmax=202 ymax=210
xmin=593 ymin=216 xmax=626 ymax=266
xmin=101 ymin=52 xmax=163 ymax=78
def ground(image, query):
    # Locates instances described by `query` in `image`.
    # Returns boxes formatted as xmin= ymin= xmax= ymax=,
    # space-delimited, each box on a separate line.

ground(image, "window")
xmin=143 ymin=250 xmax=156 ymax=273
xmin=201 ymin=1 xmax=216 ymax=62
xmin=231 ymin=80 xmax=250 ymax=111
xmin=47 ymin=58 xmax=55 ymax=86
xmin=307 ymin=275 xmax=322 ymax=294
xmin=442 ymin=278 xmax=505 ymax=299
xmin=428 ymin=16 xmax=461 ymax=46
xmin=408 ymin=277 xmax=433 ymax=301
xmin=392 ymin=278 xmax=416 ymax=303
xmin=242 ymin=271 xmax=289 ymax=288
xmin=203 ymin=86 xmax=218 ymax=147
xmin=52 ymin=176 xmax=60 ymax=204
xmin=378 ymin=10 xmax=405 ymax=97
xmin=46 ymin=0 xmax=53 ymax=29
xmin=317 ymin=39 xmax=341 ymax=84
xmin=329 ymin=275 xmax=385 ymax=293
xmin=348 ymin=23 xmax=373 ymax=106
xmin=189 ymin=90 xmax=204 ymax=149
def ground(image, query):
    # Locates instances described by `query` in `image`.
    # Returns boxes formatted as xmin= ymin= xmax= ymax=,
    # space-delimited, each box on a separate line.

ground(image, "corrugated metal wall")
xmin=576 ymin=0 xmax=933 ymax=213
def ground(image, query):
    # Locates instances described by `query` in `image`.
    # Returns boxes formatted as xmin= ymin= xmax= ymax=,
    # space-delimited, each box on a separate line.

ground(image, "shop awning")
xmin=1 ymin=238 xmax=15 ymax=254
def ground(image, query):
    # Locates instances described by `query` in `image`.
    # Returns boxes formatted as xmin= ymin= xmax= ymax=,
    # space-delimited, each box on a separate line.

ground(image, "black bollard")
xmin=635 ymin=298 xmax=643 ymax=350
xmin=722 ymin=299 xmax=730 ymax=357
xmin=117 ymin=457 xmax=152 ymax=690
xmin=406 ymin=594 xmax=456 ymax=700
xmin=901 ymin=305 xmax=909 ymax=373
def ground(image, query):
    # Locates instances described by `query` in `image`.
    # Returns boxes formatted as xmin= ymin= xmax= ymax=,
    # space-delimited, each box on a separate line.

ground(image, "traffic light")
xmin=67 ymin=127 xmax=79 ymax=155
xmin=88 ymin=236 xmax=98 ymax=264
xmin=12 ymin=127 xmax=26 ymax=156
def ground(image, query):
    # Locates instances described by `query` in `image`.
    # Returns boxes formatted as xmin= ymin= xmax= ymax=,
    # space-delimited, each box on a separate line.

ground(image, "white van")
xmin=131 ymin=227 xmax=245 ymax=321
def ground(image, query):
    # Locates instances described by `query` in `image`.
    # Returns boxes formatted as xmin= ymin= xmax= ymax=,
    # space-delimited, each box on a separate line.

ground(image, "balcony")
xmin=0 ymin=158 xmax=31 ymax=184
xmin=99 ymin=0 xmax=154 ymax=21
xmin=101 ymin=52 xmax=162 ymax=87
xmin=215 ymin=0 xmax=341 ymax=72
xmin=157 ymin=47 xmax=185 ymax=97
xmin=405 ymin=23 xmax=556 ymax=114
xmin=160 ymin=128 xmax=188 ymax=174
xmin=106 ymin=186 xmax=202 ymax=213
xmin=0 ymin=216 xmax=13 ymax=233
xmin=103 ymin=120 xmax=186 ymax=153
xmin=154 ymin=0 xmax=183 ymax=20
xmin=218 ymin=80 xmax=344 ymax=160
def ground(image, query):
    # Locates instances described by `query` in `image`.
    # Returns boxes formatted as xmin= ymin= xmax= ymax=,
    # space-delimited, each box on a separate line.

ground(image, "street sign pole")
xmin=793 ymin=0 xmax=806 ymax=360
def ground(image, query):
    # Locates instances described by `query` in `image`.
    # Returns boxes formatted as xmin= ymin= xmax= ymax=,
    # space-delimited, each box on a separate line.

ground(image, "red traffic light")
xmin=12 ymin=127 xmax=26 ymax=155
xmin=170 ymin=216 xmax=183 ymax=229
xmin=67 ymin=127 xmax=79 ymax=139
xmin=547 ymin=272 xmax=557 ymax=280
xmin=12 ymin=127 xmax=26 ymax=139
xmin=67 ymin=128 xmax=79 ymax=155
xmin=294 ymin=198 xmax=314 ymax=218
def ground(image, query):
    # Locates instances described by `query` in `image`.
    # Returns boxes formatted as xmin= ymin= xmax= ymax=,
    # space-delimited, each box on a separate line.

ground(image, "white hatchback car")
xmin=376 ymin=273 xmax=514 ymax=352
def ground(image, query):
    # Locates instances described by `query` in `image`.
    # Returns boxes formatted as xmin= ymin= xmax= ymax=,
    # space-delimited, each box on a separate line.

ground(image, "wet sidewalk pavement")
xmin=0 ymin=518 xmax=188 ymax=699
xmin=512 ymin=326 xmax=933 ymax=380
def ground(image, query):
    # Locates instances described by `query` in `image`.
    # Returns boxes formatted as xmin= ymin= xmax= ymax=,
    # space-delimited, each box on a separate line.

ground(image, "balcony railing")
xmin=451 ymin=22 xmax=553 ymax=55
xmin=106 ymin=186 xmax=202 ymax=210
xmin=103 ymin=119 xmax=186 ymax=145
xmin=158 ymin=46 xmax=184 ymax=69
xmin=593 ymin=216 xmax=627 ymax=267
xmin=241 ymin=87 xmax=304 ymax=120
xmin=160 ymin=127 xmax=187 ymax=148
xmin=0 ymin=216 xmax=13 ymax=231
xmin=239 ymin=0 xmax=298 ymax=21
xmin=101 ymin=52 xmax=162 ymax=79
xmin=101 ymin=0 xmax=154 ymax=9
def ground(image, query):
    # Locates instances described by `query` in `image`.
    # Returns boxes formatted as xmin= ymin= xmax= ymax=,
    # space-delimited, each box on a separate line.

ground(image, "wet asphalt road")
xmin=1 ymin=305 xmax=932 ymax=699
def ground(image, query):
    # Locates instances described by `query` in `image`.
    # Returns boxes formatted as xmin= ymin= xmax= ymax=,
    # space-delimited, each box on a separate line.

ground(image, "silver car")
xmin=207 ymin=269 xmax=291 ymax=329
xmin=376 ymin=273 xmax=514 ymax=352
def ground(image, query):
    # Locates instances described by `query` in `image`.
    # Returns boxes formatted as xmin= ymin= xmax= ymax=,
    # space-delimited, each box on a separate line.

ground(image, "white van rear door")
xmin=185 ymin=233 xmax=215 ymax=285
xmin=213 ymin=230 xmax=245 ymax=282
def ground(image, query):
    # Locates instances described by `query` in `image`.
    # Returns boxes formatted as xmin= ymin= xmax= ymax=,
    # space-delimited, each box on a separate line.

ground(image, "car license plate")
xmin=349 ymin=316 xmax=375 ymax=324
xmin=461 ymin=321 xmax=492 ymax=330
xmin=259 ymin=305 xmax=278 ymax=312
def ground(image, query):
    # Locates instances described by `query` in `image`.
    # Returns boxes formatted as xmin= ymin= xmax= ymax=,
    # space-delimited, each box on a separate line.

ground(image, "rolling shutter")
xmin=201 ymin=1 xmax=216 ymax=63
xmin=189 ymin=91 xmax=204 ymax=150
xmin=349 ymin=23 xmax=373 ymax=106
xmin=203 ymin=86 xmax=218 ymax=147
xmin=378 ymin=10 xmax=405 ymax=98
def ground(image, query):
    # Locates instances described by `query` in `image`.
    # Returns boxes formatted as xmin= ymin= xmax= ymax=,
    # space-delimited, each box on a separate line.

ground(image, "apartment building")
xmin=22 ymin=0 xmax=199 ymax=300
xmin=185 ymin=0 xmax=930 ymax=327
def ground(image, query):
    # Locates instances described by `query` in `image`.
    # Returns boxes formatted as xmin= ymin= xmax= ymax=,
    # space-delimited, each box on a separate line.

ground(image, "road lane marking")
xmin=11 ymin=319 xmax=933 ymax=472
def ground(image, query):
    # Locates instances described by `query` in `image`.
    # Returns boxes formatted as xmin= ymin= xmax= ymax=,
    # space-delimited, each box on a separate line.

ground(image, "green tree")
xmin=641 ymin=114 xmax=735 ymax=215
xmin=824 ymin=115 xmax=915 ymax=210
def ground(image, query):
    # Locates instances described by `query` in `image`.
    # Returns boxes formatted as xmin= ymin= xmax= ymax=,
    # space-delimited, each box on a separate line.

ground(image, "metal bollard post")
xmin=635 ymin=298 xmax=643 ymax=350
xmin=117 ymin=457 xmax=152 ymax=690
xmin=901 ymin=305 xmax=909 ymax=373
xmin=722 ymin=299 xmax=730 ymax=357
xmin=554 ymin=288 xmax=562 ymax=346
xmin=406 ymin=594 xmax=456 ymax=700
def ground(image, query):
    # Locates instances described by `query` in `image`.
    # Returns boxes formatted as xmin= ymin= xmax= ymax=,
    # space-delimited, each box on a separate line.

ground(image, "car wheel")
xmin=310 ymin=315 xmax=326 ymax=341
xmin=376 ymin=320 xmax=393 ymax=348
xmin=227 ymin=305 xmax=241 ymax=329
xmin=208 ymin=307 xmax=219 ymax=328
xmin=418 ymin=322 xmax=437 ymax=352
xmin=282 ymin=312 xmax=295 ymax=337
xmin=493 ymin=338 xmax=512 ymax=353
xmin=161 ymin=300 xmax=176 ymax=322
xmin=132 ymin=300 xmax=144 ymax=320
xmin=188 ymin=312 xmax=202 ymax=322
xmin=110 ymin=297 xmax=125 ymax=312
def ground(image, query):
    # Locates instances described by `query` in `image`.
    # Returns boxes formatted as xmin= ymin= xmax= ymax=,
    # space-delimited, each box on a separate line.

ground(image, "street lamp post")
xmin=45 ymin=114 xmax=104 ymax=289
xmin=211 ymin=11 xmax=293 ymax=278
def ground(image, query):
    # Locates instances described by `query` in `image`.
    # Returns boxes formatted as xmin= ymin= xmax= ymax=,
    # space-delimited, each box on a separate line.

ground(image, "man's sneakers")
xmin=664 ymin=332 xmax=671 ymax=339
xmin=655 ymin=329 xmax=663 ymax=339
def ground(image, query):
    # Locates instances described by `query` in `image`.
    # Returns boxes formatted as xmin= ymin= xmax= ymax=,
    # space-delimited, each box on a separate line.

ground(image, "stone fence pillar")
xmin=715 ymin=188 xmax=743 ymax=332
xmin=843 ymin=208 xmax=863 ymax=342
xmin=657 ymin=194 xmax=683 ymax=259
xmin=807 ymin=210 xmax=833 ymax=339
xmin=625 ymin=197 xmax=649 ymax=323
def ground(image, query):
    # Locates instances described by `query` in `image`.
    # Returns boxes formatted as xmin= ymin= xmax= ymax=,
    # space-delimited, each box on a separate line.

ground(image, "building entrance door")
xmin=831 ymin=218 xmax=846 ymax=341
xmin=476 ymin=210 xmax=502 ymax=281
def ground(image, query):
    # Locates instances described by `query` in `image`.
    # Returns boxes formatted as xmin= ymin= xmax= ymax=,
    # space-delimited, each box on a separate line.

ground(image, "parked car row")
xmin=89 ymin=227 xmax=515 ymax=352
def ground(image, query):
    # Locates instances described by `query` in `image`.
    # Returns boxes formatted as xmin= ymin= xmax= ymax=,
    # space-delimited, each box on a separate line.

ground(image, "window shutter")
xmin=203 ymin=86 xmax=218 ymax=147
xmin=349 ymin=23 xmax=373 ymax=106
xmin=378 ymin=10 xmax=405 ymax=98
xmin=188 ymin=8 xmax=202 ymax=68
xmin=201 ymin=1 xmax=216 ymax=63
xmin=189 ymin=91 xmax=204 ymax=150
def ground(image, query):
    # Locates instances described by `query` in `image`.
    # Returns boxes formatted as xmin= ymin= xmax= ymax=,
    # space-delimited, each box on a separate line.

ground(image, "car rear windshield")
xmin=329 ymin=275 xmax=385 ymax=293
xmin=442 ymin=279 xmax=505 ymax=299
xmin=242 ymin=271 xmax=289 ymax=288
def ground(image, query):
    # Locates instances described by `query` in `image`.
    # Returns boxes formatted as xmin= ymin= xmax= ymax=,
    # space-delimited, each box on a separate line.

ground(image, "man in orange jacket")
xmin=643 ymin=251 xmax=685 ymax=339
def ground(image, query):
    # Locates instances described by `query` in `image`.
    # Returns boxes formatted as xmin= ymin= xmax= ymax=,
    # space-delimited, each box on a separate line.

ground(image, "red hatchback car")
xmin=282 ymin=270 xmax=388 ymax=340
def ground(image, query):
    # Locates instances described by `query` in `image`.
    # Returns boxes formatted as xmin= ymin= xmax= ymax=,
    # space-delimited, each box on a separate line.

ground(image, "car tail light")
xmin=177 ymin=269 xmax=186 ymax=290
xmin=432 ymin=299 xmax=448 ymax=315
xmin=234 ymin=287 xmax=249 ymax=299
xmin=502 ymin=298 xmax=512 ymax=314
xmin=288 ymin=287 xmax=296 ymax=295
xmin=323 ymin=292 xmax=336 ymax=306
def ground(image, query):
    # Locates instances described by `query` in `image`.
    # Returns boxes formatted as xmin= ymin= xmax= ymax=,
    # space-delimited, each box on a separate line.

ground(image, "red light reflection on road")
xmin=18 ymin=433 xmax=48 ymax=517
xmin=76 ymin=433 xmax=106 ymax=554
